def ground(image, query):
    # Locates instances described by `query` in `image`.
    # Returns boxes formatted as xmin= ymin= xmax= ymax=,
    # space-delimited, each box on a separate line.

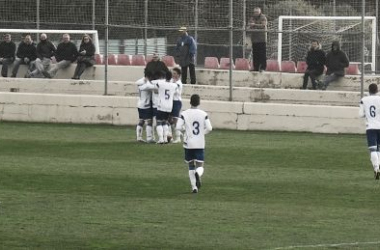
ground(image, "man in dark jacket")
xmin=144 ymin=53 xmax=171 ymax=81
xmin=46 ymin=33 xmax=78 ymax=78
xmin=301 ymin=40 xmax=326 ymax=90
xmin=321 ymin=41 xmax=349 ymax=90
xmin=28 ymin=33 xmax=56 ymax=78
xmin=248 ymin=7 xmax=267 ymax=72
xmin=0 ymin=34 xmax=16 ymax=77
xmin=11 ymin=35 xmax=37 ymax=77
xmin=175 ymin=27 xmax=197 ymax=84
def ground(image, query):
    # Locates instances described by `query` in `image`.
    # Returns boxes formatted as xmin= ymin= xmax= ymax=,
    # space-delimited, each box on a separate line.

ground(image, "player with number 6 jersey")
xmin=176 ymin=94 xmax=212 ymax=193
xmin=359 ymin=83 xmax=380 ymax=180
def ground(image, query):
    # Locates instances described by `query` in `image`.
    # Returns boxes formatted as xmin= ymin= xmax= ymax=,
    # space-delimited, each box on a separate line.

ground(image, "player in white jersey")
xmin=359 ymin=83 xmax=380 ymax=180
xmin=169 ymin=67 xmax=183 ymax=143
xmin=151 ymin=71 xmax=179 ymax=144
xmin=135 ymin=72 xmax=155 ymax=143
xmin=176 ymin=94 xmax=212 ymax=193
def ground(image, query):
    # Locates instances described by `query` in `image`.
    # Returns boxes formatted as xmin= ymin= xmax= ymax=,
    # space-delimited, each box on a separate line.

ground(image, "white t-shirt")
xmin=360 ymin=94 xmax=380 ymax=130
xmin=152 ymin=79 xmax=179 ymax=112
xmin=136 ymin=77 xmax=152 ymax=109
xmin=176 ymin=107 xmax=212 ymax=149
xmin=172 ymin=78 xmax=183 ymax=101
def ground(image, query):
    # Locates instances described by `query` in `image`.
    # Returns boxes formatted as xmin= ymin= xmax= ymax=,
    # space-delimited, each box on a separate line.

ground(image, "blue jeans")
xmin=323 ymin=73 xmax=341 ymax=89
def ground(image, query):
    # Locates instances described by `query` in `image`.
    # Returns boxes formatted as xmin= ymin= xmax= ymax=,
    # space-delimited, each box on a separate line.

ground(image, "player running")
xmin=176 ymin=94 xmax=212 ymax=193
xmin=359 ymin=83 xmax=380 ymax=180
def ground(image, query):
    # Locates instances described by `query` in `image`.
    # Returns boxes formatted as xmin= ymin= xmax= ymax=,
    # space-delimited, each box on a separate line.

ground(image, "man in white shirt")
xmin=152 ymin=71 xmax=179 ymax=144
xmin=359 ymin=83 xmax=380 ymax=179
xmin=169 ymin=67 xmax=183 ymax=143
xmin=135 ymin=72 xmax=155 ymax=143
xmin=176 ymin=94 xmax=212 ymax=193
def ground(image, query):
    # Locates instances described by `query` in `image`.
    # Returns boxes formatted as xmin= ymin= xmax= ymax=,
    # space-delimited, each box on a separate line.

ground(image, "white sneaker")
xmin=156 ymin=140 xmax=165 ymax=144
xmin=172 ymin=138 xmax=181 ymax=144
xmin=137 ymin=137 xmax=146 ymax=143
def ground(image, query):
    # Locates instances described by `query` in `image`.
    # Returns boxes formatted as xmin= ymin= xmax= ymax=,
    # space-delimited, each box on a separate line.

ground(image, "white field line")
xmin=271 ymin=240 xmax=380 ymax=249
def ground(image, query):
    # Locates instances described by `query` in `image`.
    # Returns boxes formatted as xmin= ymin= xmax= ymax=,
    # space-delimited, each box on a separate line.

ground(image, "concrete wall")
xmin=0 ymin=92 xmax=365 ymax=134
xmin=0 ymin=78 xmax=362 ymax=106
xmin=6 ymin=64 xmax=380 ymax=92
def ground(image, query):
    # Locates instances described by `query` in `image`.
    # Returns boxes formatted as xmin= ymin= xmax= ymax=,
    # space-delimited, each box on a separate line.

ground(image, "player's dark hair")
xmin=369 ymin=83 xmax=378 ymax=94
xmin=144 ymin=70 xmax=153 ymax=80
xmin=190 ymin=94 xmax=200 ymax=107
xmin=173 ymin=67 xmax=181 ymax=76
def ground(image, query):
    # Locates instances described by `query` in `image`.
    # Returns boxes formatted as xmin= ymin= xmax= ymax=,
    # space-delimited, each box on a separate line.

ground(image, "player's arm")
xmin=139 ymin=81 xmax=157 ymax=91
xmin=359 ymin=100 xmax=365 ymax=118
xmin=204 ymin=116 xmax=212 ymax=134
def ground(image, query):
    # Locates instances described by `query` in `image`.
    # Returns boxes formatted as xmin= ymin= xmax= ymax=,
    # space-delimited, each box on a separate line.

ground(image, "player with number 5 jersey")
xmin=176 ymin=94 xmax=212 ymax=193
xmin=359 ymin=83 xmax=380 ymax=180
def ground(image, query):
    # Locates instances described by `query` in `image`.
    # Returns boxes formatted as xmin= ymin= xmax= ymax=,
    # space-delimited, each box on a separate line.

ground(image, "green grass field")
xmin=1 ymin=122 xmax=380 ymax=250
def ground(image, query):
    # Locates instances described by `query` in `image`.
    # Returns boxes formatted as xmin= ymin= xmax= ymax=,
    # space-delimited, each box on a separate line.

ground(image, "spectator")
xmin=11 ymin=35 xmax=37 ymax=78
xmin=321 ymin=41 xmax=349 ymax=90
xmin=46 ymin=33 xmax=78 ymax=78
xmin=72 ymin=34 xmax=95 ymax=80
xmin=301 ymin=40 xmax=326 ymax=90
xmin=144 ymin=53 xmax=171 ymax=81
xmin=28 ymin=33 xmax=56 ymax=78
xmin=248 ymin=7 xmax=267 ymax=72
xmin=0 ymin=34 xmax=16 ymax=77
xmin=175 ymin=26 xmax=197 ymax=84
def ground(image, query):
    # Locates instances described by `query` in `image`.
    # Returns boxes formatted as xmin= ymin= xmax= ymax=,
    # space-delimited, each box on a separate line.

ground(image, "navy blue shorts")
xmin=156 ymin=110 xmax=170 ymax=121
xmin=138 ymin=108 xmax=153 ymax=120
xmin=152 ymin=108 xmax=157 ymax=117
xmin=184 ymin=148 xmax=205 ymax=163
xmin=366 ymin=129 xmax=380 ymax=148
xmin=171 ymin=100 xmax=182 ymax=118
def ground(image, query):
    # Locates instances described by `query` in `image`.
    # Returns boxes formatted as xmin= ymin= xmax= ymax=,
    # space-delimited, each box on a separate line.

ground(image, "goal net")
xmin=272 ymin=16 xmax=376 ymax=72
xmin=0 ymin=29 xmax=100 ymax=54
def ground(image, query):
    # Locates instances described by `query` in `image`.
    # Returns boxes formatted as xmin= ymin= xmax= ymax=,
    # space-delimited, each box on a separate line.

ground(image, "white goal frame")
xmin=277 ymin=16 xmax=377 ymax=72
xmin=0 ymin=29 xmax=100 ymax=54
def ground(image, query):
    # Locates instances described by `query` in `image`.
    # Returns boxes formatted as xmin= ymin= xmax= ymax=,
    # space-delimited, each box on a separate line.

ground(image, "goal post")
xmin=0 ymin=29 xmax=100 ymax=54
xmin=277 ymin=16 xmax=377 ymax=72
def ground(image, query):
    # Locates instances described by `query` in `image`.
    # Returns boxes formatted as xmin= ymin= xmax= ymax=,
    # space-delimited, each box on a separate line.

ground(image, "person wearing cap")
xmin=175 ymin=26 xmax=197 ymax=84
xmin=0 ymin=34 xmax=16 ymax=77
xmin=144 ymin=53 xmax=171 ymax=81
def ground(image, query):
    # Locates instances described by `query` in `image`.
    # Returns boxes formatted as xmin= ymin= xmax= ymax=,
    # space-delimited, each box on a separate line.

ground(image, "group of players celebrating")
xmin=135 ymin=67 xmax=213 ymax=193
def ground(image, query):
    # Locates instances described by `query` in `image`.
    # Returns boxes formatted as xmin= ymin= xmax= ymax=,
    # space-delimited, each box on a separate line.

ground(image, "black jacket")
xmin=79 ymin=42 xmax=95 ymax=57
xmin=37 ymin=40 xmax=56 ymax=59
xmin=306 ymin=47 xmax=326 ymax=74
xmin=16 ymin=42 xmax=37 ymax=61
xmin=325 ymin=41 xmax=349 ymax=76
xmin=144 ymin=60 xmax=171 ymax=81
xmin=0 ymin=41 xmax=16 ymax=58
xmin=55 ymin=41 xmax=78 ymax=62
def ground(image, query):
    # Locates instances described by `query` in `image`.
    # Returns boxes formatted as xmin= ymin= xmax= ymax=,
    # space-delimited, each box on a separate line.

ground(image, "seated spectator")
xmin=0 ymin=34 xmax=16 ymax=77
xmin=144 ymin=53 xmax=171 ymax=81
xmin=301 ymin=40 xmax=326 ymax=90
xmin=28 ymin=33 xmax=56 ymax=78
xmin=11 ymin=35 xmax=37 ymax=78
xmin=46 ymin=33 xmax=78 ymax=78
xmin=320 ymin=41 xmax=349 ymax=90
xmin=72 ymin=34 xmax=95 ymax=80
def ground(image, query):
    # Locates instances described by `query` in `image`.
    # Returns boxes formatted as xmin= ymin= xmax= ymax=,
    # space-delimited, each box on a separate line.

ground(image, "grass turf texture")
xmin=0 ymin=122 xmax=380 ymax=250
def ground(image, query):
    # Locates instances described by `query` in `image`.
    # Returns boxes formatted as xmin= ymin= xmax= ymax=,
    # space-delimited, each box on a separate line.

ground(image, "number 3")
xmin=192 ymin=121 xmax=200 ymax=135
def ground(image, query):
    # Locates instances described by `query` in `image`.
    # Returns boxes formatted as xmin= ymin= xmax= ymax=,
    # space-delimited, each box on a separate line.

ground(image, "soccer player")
xmin=359 ymin=83 xmax=380 ymax=180
xmin=169 ymin=67 xmax=183 ymax=143
xmin=151 ymin=71 xmax=179 ymax=144
xmin=176 ymin=94 xmax=212 ymax=193
xmin=135 ymin=72 xmax=155 ymax=143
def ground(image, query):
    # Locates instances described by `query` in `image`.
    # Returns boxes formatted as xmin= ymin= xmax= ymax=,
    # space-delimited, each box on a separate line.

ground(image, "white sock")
xmin=136 ymin=125 xmax=143 ymax=139
xmin=196 ymin=166 xmax=204 ymax=177
xmin=146 ymin=125 xmax=153 ymax=141
xmin=156 ymin=125 xmax=164 ymax=142
xmin=175 ymin=129 xmax=182 ymax=141
xmin=189 ymin=170 xmax=197 ymax=190
xmin=167 ymin=125 xmax=172 ymax=137
xmin=370 ymin=151 xmax=379 ymax=171
xmin=163 ymin=124 xmax=169 ymax=142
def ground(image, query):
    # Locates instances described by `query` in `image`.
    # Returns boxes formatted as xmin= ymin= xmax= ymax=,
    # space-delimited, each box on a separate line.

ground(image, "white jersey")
xmin=360 ymin=94 xmax=380 ymax=130
xmin=172 ymin=78 xmax=183 ymax=101
xmin=176 ymin=108 xmax=212 ymax=149
xmin=136 ymin=77 xmax=152 ymax=109
xmin=152 ymin=79 xmax=179 ymax=112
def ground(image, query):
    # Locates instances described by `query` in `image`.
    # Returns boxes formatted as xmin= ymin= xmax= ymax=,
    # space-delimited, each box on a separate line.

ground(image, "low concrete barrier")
xmin=0 ymin=78 xmax=362 ymax=106
xmin=5 ymin=64 xmax=380 ymax=92
xmin=0 ymin=92 xmax=365 ymax=134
